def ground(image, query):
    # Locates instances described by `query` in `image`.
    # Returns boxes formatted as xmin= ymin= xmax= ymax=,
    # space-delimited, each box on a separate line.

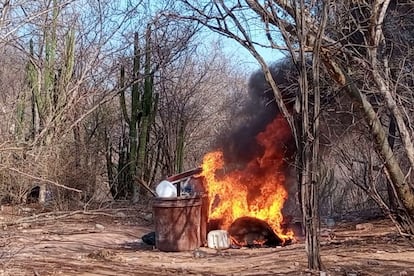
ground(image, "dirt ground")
xmin=0 ymin=204 xmax=413 ymax=276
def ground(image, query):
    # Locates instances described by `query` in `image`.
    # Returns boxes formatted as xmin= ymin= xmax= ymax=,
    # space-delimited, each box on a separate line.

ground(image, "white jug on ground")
xmin=207 ymin=230 xmax=230 ymax=249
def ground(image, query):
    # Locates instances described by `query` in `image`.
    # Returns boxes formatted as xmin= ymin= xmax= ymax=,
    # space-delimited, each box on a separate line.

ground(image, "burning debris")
xmin=195 ymin=64 xmax=300 ymax=248
xmin=200 ymin=115 xmax=295 ymax=245
xmin=150 ymin=65 xmax=299 ymax=251
xmin=228 ymin=216 xmax=285 ymax=247
xmin=149 ymin=115 xmax=297 ymax=251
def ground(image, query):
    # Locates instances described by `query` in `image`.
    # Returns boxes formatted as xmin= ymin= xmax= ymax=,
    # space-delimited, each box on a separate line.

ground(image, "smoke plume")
xmin=216 ymin=60 xmax=297 ymax=168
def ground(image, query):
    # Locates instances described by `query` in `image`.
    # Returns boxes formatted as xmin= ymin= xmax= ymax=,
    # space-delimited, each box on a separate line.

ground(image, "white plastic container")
xmin=207 ymin=230 xmax=230 ymax=249
xmin=155 ymin=180 xmax=177 ymax=198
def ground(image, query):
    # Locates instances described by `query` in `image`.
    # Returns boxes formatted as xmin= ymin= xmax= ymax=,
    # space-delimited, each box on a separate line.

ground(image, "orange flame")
xmin=201 ymin=115 xmax=294 ymax=241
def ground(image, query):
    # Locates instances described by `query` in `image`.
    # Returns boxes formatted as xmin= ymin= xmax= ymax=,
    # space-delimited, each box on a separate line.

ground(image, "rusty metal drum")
xmin=153 ymin=196 xmax=202 ymax=252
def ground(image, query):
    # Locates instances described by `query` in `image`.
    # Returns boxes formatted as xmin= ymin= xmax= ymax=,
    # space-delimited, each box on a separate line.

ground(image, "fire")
xmin=201 ymin=115 xmax=294 ymax=242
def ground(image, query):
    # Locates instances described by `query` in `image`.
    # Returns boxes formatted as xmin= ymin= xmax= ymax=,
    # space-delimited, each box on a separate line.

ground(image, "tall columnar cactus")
xmin=175 ymin=119 xmax=186 ymax=173
xmin=115 ymin=65 xmax=130 ymax=199
xmin=44 ymin=0 xmax=58 ymax=117
xmin=22 ymin=0 xmax=77 ymax=204
xmin=15 ymin=90 xmax=27 ymax=140
xmin=55 ymin=29 xmax=75 ymax=111
xmin=113 ymin=27 xmax=157 ymax=201
xmin=24 ymin=0 xmax=75 ymax=143
xmin=27 ymin=39 xmax=40 ymax=139
xmin=129 ymin=31 xmax=141 ymax=199
xmin=135 ymin=25 xmax=157 ymax=201
xmin=62 ymin=29 xmax=75 ymax=88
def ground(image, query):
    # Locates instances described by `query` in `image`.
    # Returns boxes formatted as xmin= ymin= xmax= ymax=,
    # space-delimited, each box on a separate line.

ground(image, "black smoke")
xmin=216 ymin=60 xmax=298 ymax=168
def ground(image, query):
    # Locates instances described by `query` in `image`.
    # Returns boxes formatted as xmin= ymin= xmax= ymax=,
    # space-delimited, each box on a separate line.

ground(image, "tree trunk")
xmin=324 ymin=58 xmax=414 ymax=235
xmin=295 ymin=0 xmax=324 ymax=269
xmin=386 ymin=115 xmax=398 ymax=210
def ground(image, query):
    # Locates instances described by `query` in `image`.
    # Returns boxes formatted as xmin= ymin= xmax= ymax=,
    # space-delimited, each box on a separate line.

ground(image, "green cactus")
xmin=113 ymin=26 xmax=157 ymax=201
xmin=62 ymin=29 xmax=75 ymax=88
xmin=24 ymin=0 xmax=75 ymax=142
xmin=15 ymin=93 xmax=27 ymax=140
xmin=26 ymin=39 xmax=40 ymax=140
xmin=135 ymin=26 xmax=155 ymax=200
xmin=175 ymin=119 xmax=186 ymax=173
xmin=113 ymin=64 xmax=131 ymax=198
xmin=44 ymin=0 xmax=58 ymax=116
xmin=119 ymin=66 xmax=129 ymax=124
xmin=129 ymin=31 xmax=142 ymax=199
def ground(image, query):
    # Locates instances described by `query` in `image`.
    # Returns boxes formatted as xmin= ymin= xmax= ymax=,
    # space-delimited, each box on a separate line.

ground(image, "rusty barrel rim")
xmin=152 ymin=195 xmax=202 ymax=208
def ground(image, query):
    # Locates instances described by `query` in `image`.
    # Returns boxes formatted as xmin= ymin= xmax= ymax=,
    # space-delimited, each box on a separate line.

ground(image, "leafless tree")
xmin=178 ymin=0 xmax=328 ymax=269
xmin=155 ymin=42 xmax=247 ymax=177
xmin=178 ymin=0 xmax=414 ymax=270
